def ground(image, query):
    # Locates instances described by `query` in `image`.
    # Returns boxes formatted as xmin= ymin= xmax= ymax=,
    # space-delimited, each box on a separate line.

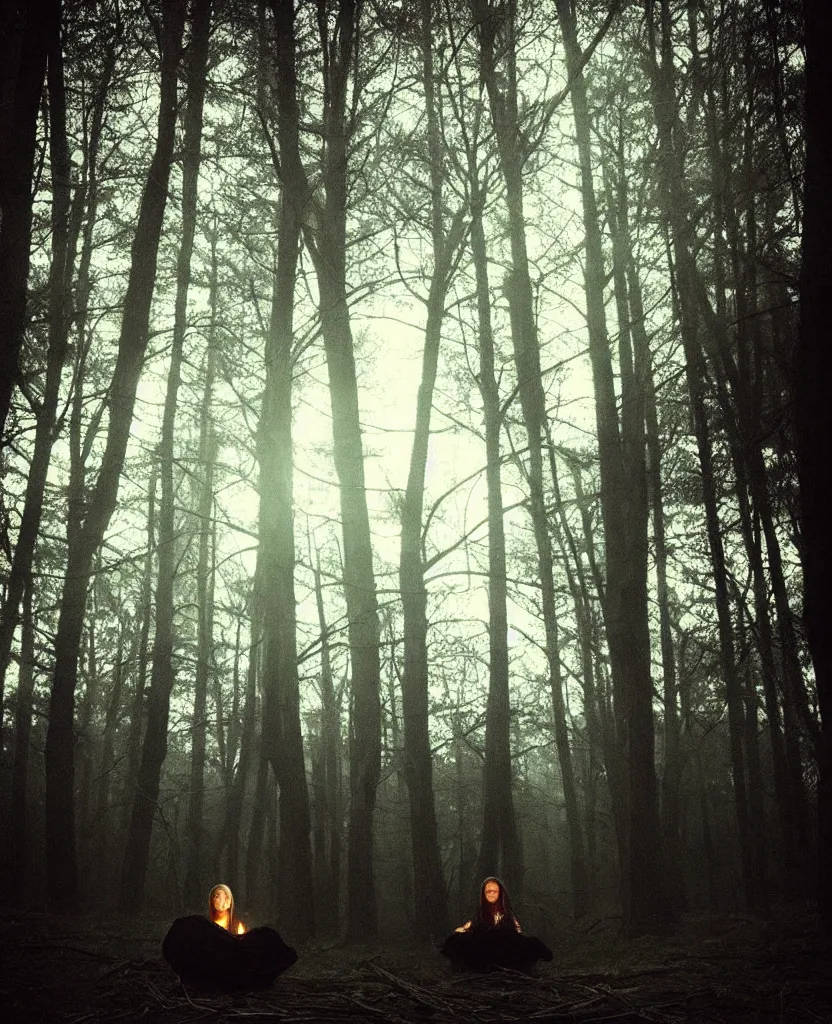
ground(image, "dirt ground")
xmin=1 ymin=908 xmax=829 ymax=1023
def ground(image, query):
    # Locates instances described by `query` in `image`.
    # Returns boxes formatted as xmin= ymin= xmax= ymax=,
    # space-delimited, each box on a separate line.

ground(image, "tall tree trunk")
xmin=396 ymin=0 xmax=463 ymax=939
xmin=256 ymin=166 xmax=314 ymax=939
xmin=8 ymin=577 xmax=36 ymax=908
xmin=795 ymin=0 xmax=832 ymax=936
xmin=748 ymin=510 xmax=805 ymax=893
xmin=603 ymin=148 xmax=686 ymax=911
xmin=702 ymin=58 xmax=819 ymax=783
xmin=473 ymin=0 xmax=586 ymax=911
xmin=550 ymin=452 xmax=602 ymax=906
xmin=644 ymin=357 xmax=685 ymax=908
xmin=108 ymin=0 xmax=195 ymax=915
xmin=226 ymin=606 xmax=260 ymax=886
xmin=312 ymin=551 xmax=342 ymax=936
xmin=467 ymin=146 xmax=521 ymax=898
xmin=0 ymin=0 xmax=57 ymax=440
xmin=0 ymin=14 xmax=82 ymax=713
xmin=47 ymin=0 xmax=185 ymax=909
xmin=0 ymin=0 xmax=24 ymax=159
xmin=245 ymin=737 xmax=270 ymax=908
xmin=270 ymin=0 xmax=381 ymax=940
xmin=312 ymin=111 xmax=382 ymax=941
xmin=565 ymin=459 xmax=628 ymax=872
xmin=212 ymin=613 xmax=239 ymax=875
xmin=122 ymin=462 xmax=157 ymax=836
xmin=556 ymin=0 xmax=667 ymax=932
xmin=646 ymin=0 xmax=763 ymax=911
xmin=94 ymin=624 xmax=127 ymax=899
xmin=76 ymin=613 xmax=99 ymax=883
xmin=740 ymin=610 xmax=768 ymax=910
xmin=185 ymin=225 xmax=219 ymax=909
xmin=384 ymin=630 xmax=414 ymax=923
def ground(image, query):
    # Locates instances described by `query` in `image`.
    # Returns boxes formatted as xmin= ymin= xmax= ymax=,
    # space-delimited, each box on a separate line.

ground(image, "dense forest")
xmin=1 ymin=0 xmax=831 ymax=966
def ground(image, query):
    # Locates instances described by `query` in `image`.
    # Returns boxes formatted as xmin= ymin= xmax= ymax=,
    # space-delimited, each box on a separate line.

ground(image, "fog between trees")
xmin=2 ymin=0 xmax=831 ymax=945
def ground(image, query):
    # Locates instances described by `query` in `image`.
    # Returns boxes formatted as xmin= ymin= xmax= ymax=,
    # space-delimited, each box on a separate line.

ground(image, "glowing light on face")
xmin=212 ymin=888 xmax=232 ymax=912
xmin=484 ymin=881 xmax=500 ymax=903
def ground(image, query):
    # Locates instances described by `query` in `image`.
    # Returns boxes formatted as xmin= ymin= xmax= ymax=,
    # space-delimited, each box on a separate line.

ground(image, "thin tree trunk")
xmin=226 ymin=606 xmax=260 ymax=886
xmin=396 ymin=0 xmax=463 ymax=939
xmin=702 ymin=67 xmax=819 ymax=785
xmin=762 ymin=0 xmax=802 ymax=231
xmin=118 ymin=0 xmax=208 ymax=915
xmin=565 ymin=458 xmax=628 ymax=870
xmin=185 ymin=227 xmax=219 ymax=909
xmin=550 ymin=452 xmax=602 ymax=906
xmin=313 ymin=158 xmax=382 ymax=943
xmin=312 ymin=551 xmax=342 ymax=936
xmin=0 ymin=0 xmax=57 ymax=440
xmin=270 ymin=0 xmax=381 ymax=940
xmin=467 ymin=145 xmax=521 ymax=897
xmin=556 ymin=0 xmax=666 ymax=932
xmin=0 ymin=14 xmax=82 ymax=711
xmin=384 ymin=631 xmax=414 ymax=923
xmin=740 ymin=612 xmax=768 ymax=910
xmin=105 ymin=0 xmax=192 ymax=915
xmin=0 ymin=0 xmax=24 ymax=159
xmin=646 ymin=0 xmax=761 ymax=912
xmin=213 ymin=612 xmax=241 ymax=876
xmin=256 ymin=164 xmax=315 ymax=939
xmin=122 ymin=462 xmax=157 ymax=836
xmin=604 ymin=149 xmax=685 ymax=911
xmin=47 ymin=0 xmax=185 ymax=910
xmin=220 ymin=614 xmax=240 ymax=788
xmin=9 ymin=577 xmax=36 ymax=908
xmin=644 ymin=355 xmax=686 ymax=909
xmin=748 ymin=510 xmax=804 ymax=892
xmin=77 ymin=615 xmax=100 ymax=875
xmin=245 ymin=738 xmax=270 ymax=908
xmin=94 ymin=624 xmax=126 ymax=898
xmin=696 ymin=752 xmax=719 ymax=912
xmin=474 ymin=0 xmax=585 ymax=911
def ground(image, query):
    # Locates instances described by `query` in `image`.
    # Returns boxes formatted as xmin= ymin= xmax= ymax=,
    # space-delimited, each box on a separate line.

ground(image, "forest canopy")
xmin=1 ymin=0 xmax=830 ymax=945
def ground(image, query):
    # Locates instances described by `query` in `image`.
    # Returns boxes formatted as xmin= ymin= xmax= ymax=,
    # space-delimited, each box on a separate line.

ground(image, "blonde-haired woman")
xmin=162 ymin=883 xmax=296 ymax=988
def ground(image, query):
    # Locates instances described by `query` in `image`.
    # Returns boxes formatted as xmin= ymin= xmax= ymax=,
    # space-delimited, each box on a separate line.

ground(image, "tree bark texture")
xmin=8 ymin=577 xmax=36 ymax=907
xmin=0 ymin=0 xmax=57 ymax=441
xmin=396 ymin=0 xmax=467 ymax=938
xmin=557 ymin=0 xmax=668 ymax=932
xmin=474 ymin=0 xmax=587 ymax=913
xmin=0 ymin=13 xmax=74 ymax=716
xmin=270 ymin=0 xmax=381 ymax=940
xmin=312 ymin=552 xmax=343 ymax=936
xmin=646 ymin=0 xmax=764 ymax=911
xmin=468 ymin=149 xmax=522 ymax=899
xmin=117 ymin=0 xmax=207 ymax=915
xmin=257 ymin=176 xmax=315 ymax=939
xmin=185 ymin=223 xmax=219 ymax=909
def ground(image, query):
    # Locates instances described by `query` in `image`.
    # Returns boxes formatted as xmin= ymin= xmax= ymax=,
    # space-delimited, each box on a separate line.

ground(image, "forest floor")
xmin=1 ymin=907 xmax=829 ymax=1023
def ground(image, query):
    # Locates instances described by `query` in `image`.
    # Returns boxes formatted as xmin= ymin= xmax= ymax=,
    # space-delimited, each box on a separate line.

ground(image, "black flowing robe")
xmin=162 ymin=915 xmax=297 ymax=989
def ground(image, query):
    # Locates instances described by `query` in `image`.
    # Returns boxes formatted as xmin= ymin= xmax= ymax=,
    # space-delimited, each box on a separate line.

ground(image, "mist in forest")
xmin=1 ymin=0 xmax=831 ymax=987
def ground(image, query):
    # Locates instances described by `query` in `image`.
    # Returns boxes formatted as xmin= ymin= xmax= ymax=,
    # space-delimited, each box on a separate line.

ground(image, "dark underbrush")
xmin=1 ymin=907 xmax=828 ymax=1022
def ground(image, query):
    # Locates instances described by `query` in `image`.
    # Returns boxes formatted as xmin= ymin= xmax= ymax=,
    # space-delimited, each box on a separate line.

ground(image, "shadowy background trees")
xmin=1 ymin=0 xmax=826 ymax=942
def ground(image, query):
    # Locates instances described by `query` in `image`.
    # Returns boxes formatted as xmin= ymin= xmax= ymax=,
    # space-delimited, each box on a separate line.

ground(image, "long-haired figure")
xmin=208 ymin=883 xmax=245 ymax=934
xmin=441 ymin=877 xmax=552 ymax=971
xmin=162 ymin=884 xmax=297 ymax=989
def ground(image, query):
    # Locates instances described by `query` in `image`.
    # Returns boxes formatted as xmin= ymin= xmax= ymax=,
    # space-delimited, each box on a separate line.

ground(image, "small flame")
xmin=237 ymin=921 xmax=246 ymax=935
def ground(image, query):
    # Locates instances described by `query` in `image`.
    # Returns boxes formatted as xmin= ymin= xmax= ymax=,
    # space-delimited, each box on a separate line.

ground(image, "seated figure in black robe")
xmin=162 ymin=883 xmax=297 ymax=989
xmin=441 ymin=877 xmax=552 ymax=971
